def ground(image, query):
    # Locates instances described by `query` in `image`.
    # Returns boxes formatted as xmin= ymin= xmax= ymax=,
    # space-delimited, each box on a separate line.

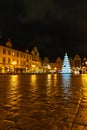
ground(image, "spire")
xmin=25 ymin=48 xmax=29 ymax=53
xmin=6 ymin=38 xmax=12 ymax=48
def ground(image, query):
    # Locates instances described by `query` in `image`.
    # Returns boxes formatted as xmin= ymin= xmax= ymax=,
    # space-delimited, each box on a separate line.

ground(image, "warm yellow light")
xmin=26 ymin=66 xmax=28 ymax=70
xmin=12 ymin=52 xmax=15 ymax=56
xmin=82 ymin=66 xmax=85 ymax=69
xmin=74 ymin=70 xmax=79 ymax=74
xmin=8 ymin=75 xmax=19 ymax=106
xmin=30 ymin=75 xmax=37 ymax=91
xmin=48 ymin=65 xmax=51 ymax=69
xmin=85 ymin=61 xmax=87 ymax=65
xmin=32 ymin=65 xmax=36 ymax=67
xmin=7 ymin=67 xmax=10 ymax=72
xmin=54 ymin=67 xmax=57 ymax=70
xmin=12 ymin=61 xmax=16 ymax=65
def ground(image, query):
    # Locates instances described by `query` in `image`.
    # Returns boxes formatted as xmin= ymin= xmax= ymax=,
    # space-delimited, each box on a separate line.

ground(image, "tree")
xmin=61 ymin=53 xmax=71 ymax=73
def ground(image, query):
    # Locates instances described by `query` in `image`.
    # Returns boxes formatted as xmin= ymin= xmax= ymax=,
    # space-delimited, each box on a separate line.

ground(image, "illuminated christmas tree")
xmin=61 ymin=53 xmax=71 ymax=73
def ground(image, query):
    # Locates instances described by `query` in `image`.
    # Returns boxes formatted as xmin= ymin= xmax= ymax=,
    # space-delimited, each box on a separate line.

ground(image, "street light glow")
xmin=12 ymin=61 xmax=16 ymax=65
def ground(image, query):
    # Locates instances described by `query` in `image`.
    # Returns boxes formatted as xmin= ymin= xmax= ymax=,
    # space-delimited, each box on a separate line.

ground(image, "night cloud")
xmin=19 ymin=0 xmax=87 ymax=23
xmin=1 ymin=0 xmax=87 ymax=60
xmin=20 ymin=0 xmax=56 ymax=23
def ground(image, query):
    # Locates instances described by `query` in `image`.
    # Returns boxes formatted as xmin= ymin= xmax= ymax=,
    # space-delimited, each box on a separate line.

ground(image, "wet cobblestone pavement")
xmin=0 ymin=74 xmax=87 ymax=130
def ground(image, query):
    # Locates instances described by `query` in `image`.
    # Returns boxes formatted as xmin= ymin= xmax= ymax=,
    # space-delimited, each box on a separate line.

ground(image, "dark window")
xmin=3 ymin=48 xmax=6 ymax=54
xmin=17 ymin=52 xmax=19 ymax=57
xmin=8 ymin=58 xmax=10 ymax=64
xmin=20 ymin=53 xmax=22 ymax=57
xmin=24 ymin=61 xmax=25 ymax=65
xmin=24 ymin=54 xmax=25 ymax=58
xmin=3 ymin=57 xmax=6 ymax=63
xmin=8 ymin=50 xmax=11 ymax=55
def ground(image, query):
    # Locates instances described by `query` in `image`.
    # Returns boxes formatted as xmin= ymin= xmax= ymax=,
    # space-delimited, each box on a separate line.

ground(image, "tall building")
xmin=30 ymin=47 xmax=42 ymax=73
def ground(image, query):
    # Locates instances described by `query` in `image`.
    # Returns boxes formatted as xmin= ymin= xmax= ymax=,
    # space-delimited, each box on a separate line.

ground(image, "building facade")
xmin=0 ymin=40 xmax=41 ymax=74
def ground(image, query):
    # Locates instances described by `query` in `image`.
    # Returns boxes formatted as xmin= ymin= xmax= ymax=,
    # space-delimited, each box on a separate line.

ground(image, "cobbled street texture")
xmin=0 ymin=74 xmax=87 ymax=130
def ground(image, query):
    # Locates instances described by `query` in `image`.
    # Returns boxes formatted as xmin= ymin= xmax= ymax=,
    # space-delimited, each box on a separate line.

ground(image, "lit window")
xmin=12 ymin=60 xmax=16 ymax=65
xmin=12 ymin=52 xmax=15 ymax=56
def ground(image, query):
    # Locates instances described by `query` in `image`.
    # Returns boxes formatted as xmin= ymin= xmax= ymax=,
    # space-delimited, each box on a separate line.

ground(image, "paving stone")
xmin=63 ymin=107 xmax=78 ymax=114
xmin=80 ymin=102 xmax=87 ymax=108
xmin=29 ymin=110 xmax=46 ymax=120
xmin=0 ymin=120 xmax=15 ymax=130
xmin=74 ymin=117 xmax=87 ymax=125
xmin=16 ymin=117 xmax=41 ymax=129
xmin=50 ymin=121 xmax=72 ymax=130
xmin=30 ymin=127 xmax=48 ymax=130
xmin=40 ymin=117 xmax=55 ymax=128
xmin=5 ymin=112 xmax=21 ymax=123
xmin=0 ymin=74 xmax=87 ymax=129
xmin=71 ymin=124 xmax=85 ymax=130
xmin=8 ymin=128 xmax=19 ymax=130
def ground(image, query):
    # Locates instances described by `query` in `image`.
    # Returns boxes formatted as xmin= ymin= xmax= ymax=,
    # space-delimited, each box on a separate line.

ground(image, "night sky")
xmin=0 ymin=0 xmax=87 ymax=61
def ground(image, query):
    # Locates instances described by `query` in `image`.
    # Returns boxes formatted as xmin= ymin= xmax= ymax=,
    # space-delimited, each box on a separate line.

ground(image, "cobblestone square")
xmin=0 ymin=74 xmax=87 ymax=130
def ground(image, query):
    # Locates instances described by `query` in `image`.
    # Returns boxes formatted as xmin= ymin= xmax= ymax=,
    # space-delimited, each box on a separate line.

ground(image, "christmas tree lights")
xmin=61 ymin=53 xmax=71 ymax=73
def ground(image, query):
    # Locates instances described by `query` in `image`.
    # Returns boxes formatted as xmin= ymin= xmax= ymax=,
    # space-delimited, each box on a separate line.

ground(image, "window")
xmin=29 ymin=55 xmax=32 ymax=60
xmin=24 ymin=61 xmax=25 ymax=65
xmin=27 ymin=55 xmax=28 ymax=59
xmin=3 ymin=48 xmax=6 ymax=54
xmin=12 ymin=51 xmax=15 ymax=56
xmin=20 ymin=53 xmax=22 ymax=57
xmin=8 ymin=58 xmax=10 ymax=64
xmin=17 ymin=60 xmax=19 ymax=65
xmin=2 ymin=57 xmax=6 ymax=63
xmin=27 ymin=55 xmax=29 ymax=62
xmin=20 ymin=61 xmax=22 ymax=65
xmin=24 ymin=54 xmax=25 ymax=58
xmin=17 ymin=52 xmax=19 ymax=57
xmin=8 ymin=50 xmax=11 ymax=55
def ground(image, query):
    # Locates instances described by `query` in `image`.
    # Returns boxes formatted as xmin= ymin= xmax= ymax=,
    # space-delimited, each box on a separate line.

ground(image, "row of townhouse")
xmin=47 ymin=54 xmax=87 ymax=73
xmin=0 ymin=40 xmax=41 ymax=73
xmin=0 ymin=39 xmax=86 ymax=74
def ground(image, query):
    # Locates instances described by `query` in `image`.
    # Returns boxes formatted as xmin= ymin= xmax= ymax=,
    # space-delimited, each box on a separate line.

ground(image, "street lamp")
xmin=85 ymin=61 xmax=87 ymax=65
